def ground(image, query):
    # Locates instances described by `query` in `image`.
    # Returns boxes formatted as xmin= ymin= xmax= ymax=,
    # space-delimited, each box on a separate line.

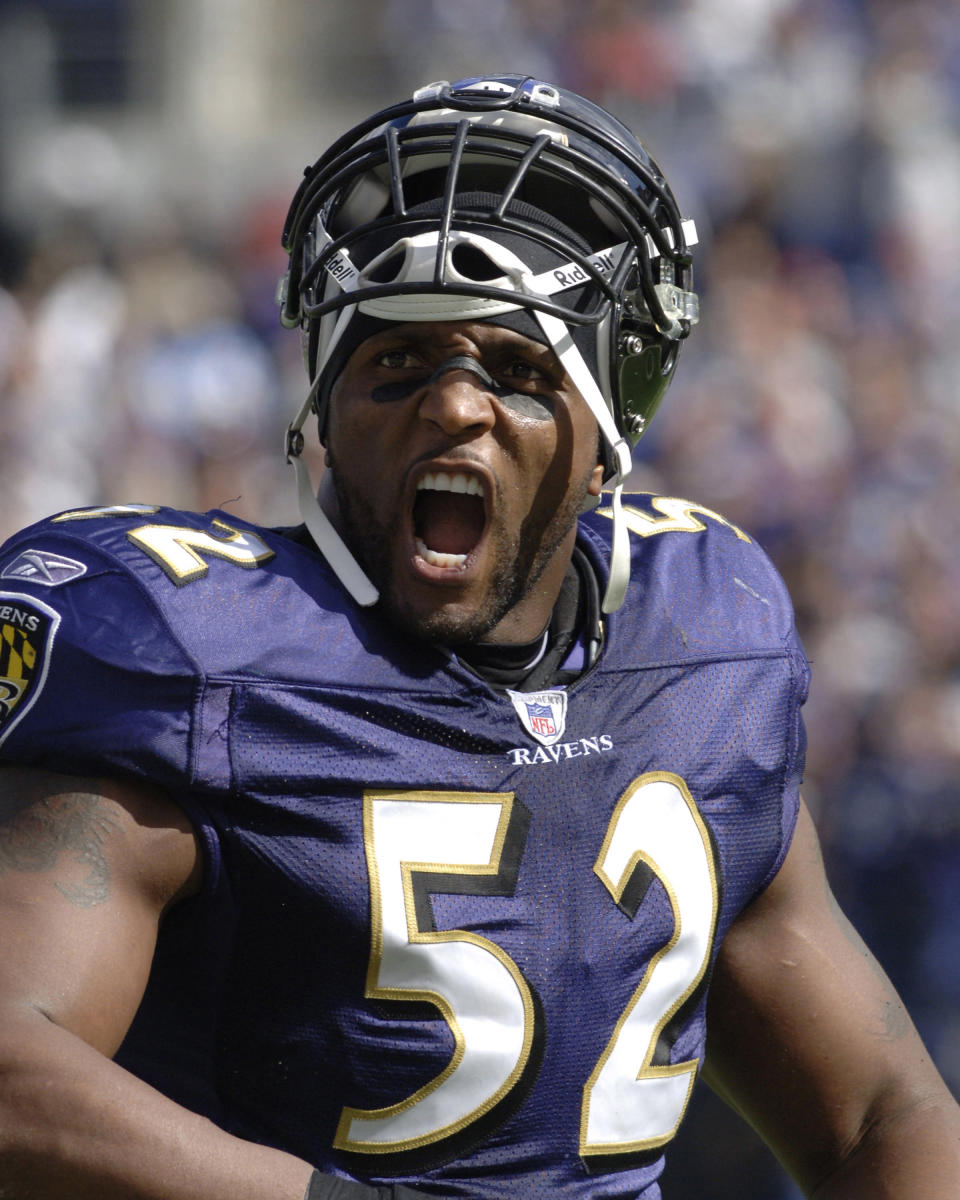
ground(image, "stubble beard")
xmin=329 ymin=468 xmax=592 ymax=647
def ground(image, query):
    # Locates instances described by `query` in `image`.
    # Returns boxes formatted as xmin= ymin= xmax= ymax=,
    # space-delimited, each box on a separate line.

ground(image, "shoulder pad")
xmin=581 ymin=493 xmax=805 ymax=662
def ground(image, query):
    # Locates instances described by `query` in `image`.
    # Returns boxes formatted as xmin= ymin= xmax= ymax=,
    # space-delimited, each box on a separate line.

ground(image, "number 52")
xmin=335 ymin=772 xmax=719 ymax=1165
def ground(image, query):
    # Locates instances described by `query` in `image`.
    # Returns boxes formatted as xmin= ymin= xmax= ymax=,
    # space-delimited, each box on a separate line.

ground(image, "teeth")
xmin=415 ymin=538 xmax=467 ymax=568
xmin=413 ymin=471 xmax=483 ymax=568
xmin=417 ymin=471 xmax=483 ymax=497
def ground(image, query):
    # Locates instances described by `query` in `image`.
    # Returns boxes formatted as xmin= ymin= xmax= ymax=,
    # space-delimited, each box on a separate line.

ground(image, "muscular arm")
xmin=704 ymin=799 xmax=960 ymax=1198
xmin=0 ymin=764 xmax=316 ymax=1200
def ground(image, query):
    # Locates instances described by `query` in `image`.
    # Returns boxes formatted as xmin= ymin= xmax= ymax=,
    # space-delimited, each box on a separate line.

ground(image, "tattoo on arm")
xmin=0 ymin=781 xmax=118 ymax=908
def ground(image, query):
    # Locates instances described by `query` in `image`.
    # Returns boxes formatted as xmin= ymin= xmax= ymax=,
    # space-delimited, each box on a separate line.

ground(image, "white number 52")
xmin=336 ymin=772 xmax=719 ymax=1165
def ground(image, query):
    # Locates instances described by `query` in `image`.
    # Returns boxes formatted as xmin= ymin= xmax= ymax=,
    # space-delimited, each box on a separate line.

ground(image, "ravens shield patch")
xmin=0 ymin=593 xmax=60 ymax=746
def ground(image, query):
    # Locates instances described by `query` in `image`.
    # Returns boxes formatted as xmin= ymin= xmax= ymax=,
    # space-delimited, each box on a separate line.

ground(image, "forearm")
xmin=808 ymin=1089 xmax=960 ymax=1200
xmin=0 ymin=1012 xmax=314 ymax=1200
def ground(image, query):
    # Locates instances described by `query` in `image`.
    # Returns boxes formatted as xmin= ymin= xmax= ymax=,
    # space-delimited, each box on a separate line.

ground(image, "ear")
xmin=588 ymin=462 xmax=605 ymax=497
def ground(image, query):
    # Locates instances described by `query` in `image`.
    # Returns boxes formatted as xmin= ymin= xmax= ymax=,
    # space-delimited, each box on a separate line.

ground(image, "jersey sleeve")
xmin=581 ymin=494 xmax=812 ymax=900
xmin=0 ymin=522 xmax=201 ymax=789
xmin=757 ymin=623 xmax=808 ymax=894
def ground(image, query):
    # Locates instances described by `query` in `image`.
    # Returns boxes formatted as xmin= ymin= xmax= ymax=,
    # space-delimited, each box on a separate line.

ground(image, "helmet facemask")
xmin=279 ymin=75 xmax=698 ymax=613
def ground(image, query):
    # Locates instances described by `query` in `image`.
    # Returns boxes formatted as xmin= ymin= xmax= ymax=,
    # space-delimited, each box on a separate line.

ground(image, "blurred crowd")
xmin=0 ymin=1 xmax=958 ymax=1196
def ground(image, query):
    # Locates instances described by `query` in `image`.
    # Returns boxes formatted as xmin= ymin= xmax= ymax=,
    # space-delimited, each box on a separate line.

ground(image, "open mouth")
xmin=413 ymin=470 xmax=487 ymax=569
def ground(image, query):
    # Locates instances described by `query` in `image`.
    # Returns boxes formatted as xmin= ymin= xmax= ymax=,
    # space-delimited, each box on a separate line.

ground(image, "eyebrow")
xmin=367 ymin=326 xmax=558 ymax=364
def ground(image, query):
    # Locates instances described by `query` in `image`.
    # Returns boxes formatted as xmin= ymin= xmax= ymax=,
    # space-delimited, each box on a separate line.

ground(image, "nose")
xmin=417 ymin=359 xmax=497 ymax=437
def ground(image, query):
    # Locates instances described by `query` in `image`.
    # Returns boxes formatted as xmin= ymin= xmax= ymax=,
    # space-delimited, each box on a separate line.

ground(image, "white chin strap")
xmin=289 ymin=446 xmax=380 ymax=608
xmin=284 ymin=227 xmax=636 ymax=613
xmin=529 ymin=306 xmax=632 ymax=614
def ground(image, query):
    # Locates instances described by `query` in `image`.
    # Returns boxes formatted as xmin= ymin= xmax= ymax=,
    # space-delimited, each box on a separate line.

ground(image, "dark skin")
xmin=323 ymin=321 xmax=605 ymax=646
xmin=704 ymin=802 xmax=960 ymax=1197
xmin=0 ymin=323 xmax=957 ymax=1196
xmin=1 ymin=774 xmax=957 ymax=1197
xmin=0 ymin=768 xmax=314 ymax=1199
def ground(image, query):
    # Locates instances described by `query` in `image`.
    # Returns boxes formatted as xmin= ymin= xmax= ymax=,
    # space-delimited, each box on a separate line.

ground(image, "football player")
xmin=0 ymin=75 xmax=956 ymax=1200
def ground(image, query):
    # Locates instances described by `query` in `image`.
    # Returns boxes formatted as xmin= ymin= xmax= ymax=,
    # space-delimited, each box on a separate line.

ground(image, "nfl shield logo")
xmin=507 ymin=688 xmax=568 ymax=747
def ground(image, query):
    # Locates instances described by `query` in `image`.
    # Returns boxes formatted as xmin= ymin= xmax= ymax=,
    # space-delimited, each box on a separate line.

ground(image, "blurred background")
xmin=0 ymin=1 xmax=957 ymax=1195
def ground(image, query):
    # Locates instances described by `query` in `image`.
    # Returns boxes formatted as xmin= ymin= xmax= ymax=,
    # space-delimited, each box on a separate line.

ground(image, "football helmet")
xmin=278 ymin=74 xmax=699 ymax=612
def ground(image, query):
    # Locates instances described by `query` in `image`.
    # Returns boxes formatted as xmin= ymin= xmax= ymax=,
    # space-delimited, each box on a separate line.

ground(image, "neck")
xmin=456 ymin=546 xmax=600 ymax=692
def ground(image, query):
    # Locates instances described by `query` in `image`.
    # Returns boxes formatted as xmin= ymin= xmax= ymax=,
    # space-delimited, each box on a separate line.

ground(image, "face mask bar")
xmin=279 ymin=77 xmax=699 ymax=615
xmin=284 ymin=224 xmax=636 ymax=612
xmin=281 ymin=114 xmax=693 ymax=352
xmin=280 ymin=112 xmax=697 ymax=445
xmin=281 ymin=77 xmax=692 ymax=283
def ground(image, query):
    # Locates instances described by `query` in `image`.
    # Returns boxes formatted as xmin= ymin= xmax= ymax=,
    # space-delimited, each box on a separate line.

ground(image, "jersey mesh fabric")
xmin=0 ymin=497 xmax=807 ymax=1199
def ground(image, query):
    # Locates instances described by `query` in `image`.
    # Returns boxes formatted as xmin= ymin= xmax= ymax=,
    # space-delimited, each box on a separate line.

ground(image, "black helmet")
xmin=279 ymin=75 xmax=699 ymax=610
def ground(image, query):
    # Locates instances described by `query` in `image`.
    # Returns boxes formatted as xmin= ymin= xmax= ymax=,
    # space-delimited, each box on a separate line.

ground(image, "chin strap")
xmin=532 ymin=308 xmax=632 ymax=614
xmin=599 ymin=482 xmax=630 ymax=613
xmin=290 ymin=452 xmax=379 ymax=608
xmin=284 ymin=263 xmax=379 ymax=608
xmin=285 ymin=365 xmax=379 ymax=608
xmin=284 ymin=245 xmax=381 ymax=608
xmin=286 ymin=231 xmax=635 ymax=613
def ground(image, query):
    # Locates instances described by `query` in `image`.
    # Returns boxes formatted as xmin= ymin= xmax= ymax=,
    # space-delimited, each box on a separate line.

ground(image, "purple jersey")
xmin=0 ymin=495 xmax=808 ymax=1199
